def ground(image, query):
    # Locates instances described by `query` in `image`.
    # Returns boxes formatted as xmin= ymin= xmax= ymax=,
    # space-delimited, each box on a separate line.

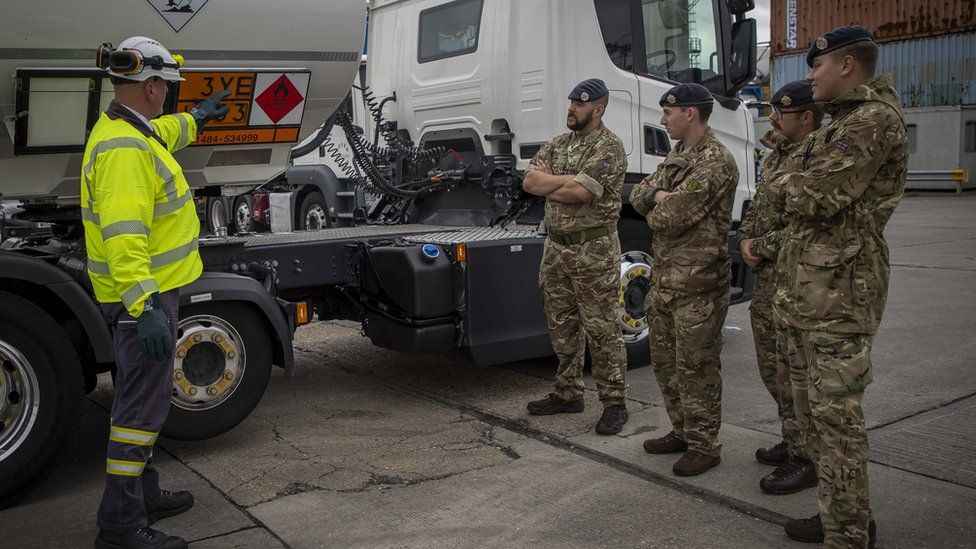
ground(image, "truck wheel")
xmin=207 ymin=197 xmax=228 ymax=234
xmin=162 ymin=302 xmax=272 ymax=441
xmin=298 ymin=192 xmax=330 ymax=231
xmin=619 ymin=251 xmax=653 ymax=369
xmin=0 ymin=292 xmax=83 ymax=508
xmin=232 ymin=196 xmax=252 ymax=234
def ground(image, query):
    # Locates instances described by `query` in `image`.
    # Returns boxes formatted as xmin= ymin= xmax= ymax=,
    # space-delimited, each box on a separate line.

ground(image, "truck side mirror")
xmin=728 ymin=18 xmax=757 ymax=95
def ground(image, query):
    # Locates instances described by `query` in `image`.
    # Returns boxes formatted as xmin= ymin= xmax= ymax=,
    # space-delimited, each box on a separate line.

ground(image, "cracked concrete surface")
xmin=248 ymin=429 xmax=809 ymax=549
xmin=162 ymin=359 xmax=520 ymax=508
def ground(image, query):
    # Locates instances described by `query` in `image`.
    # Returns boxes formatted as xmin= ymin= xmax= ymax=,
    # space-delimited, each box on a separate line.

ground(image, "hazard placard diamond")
xmin=255 ymin=75 xmax=305 ymax=125
xmin=145 ymin=0 xmax=211 ymax=33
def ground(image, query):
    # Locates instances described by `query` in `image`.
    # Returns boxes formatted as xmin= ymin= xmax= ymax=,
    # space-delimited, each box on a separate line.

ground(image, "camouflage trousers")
xmin=540 ymin=234 xmax=627 ymax=405
xmin=777 ymin=324 xmax=812 ymax=460
xmin=750 ymin=276 xmax=809 ymax=459
xmin=648 ymin=287 xmax=729 ymax=456
xmin=792 ymin=329 xmax=874 ymax=548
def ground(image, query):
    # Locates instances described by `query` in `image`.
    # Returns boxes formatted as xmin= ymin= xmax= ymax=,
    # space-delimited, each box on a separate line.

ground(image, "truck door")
xmin=633 ymin=0 xmax=755 ymax=203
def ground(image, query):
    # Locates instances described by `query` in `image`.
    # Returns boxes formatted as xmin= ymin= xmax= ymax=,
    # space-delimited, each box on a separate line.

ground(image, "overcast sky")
xmin=755 ymin=0 xmax=771 ymax=43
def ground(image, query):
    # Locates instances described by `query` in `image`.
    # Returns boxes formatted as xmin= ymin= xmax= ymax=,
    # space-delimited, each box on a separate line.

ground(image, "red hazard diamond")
xmin=255 ymin=75 xmax=304 ymax=124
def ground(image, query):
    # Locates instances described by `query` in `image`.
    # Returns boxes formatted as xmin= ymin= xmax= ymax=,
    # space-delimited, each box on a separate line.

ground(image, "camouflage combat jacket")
xmin=528 ymin=124 xmax=627 ymax=234
xmin=630 ymin=128 xmax=738 ymax=297
xmin=773 ymin=74 xmax=908 ymax=334
xmin=737 ymin=131 xmax=801 ymax=302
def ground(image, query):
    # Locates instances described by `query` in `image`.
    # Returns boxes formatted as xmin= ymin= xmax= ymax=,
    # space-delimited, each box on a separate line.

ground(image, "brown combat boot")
xmin=760 ymin=459 xmax=817 ymax=495
xmin=526 ymin=393 xmax=584 ymax=415
xmin=755 ymin=441 xmax=789 ymax=465
xmin=642 ymin=431 xmax=688 ymax=454
xmin=784 ymin=513 xmax=876 ymax=546
xmin=673 ymin=451 xmax=721 ymax=476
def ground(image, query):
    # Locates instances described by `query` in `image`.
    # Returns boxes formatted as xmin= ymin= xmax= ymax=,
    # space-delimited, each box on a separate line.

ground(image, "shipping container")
xmin=772 ymin=0 xmax=976 ymax=57
xmin=771 ymin=32 xmax=976 ymax=108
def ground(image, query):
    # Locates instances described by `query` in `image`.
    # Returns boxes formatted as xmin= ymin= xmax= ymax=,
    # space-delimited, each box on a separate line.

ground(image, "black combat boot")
xmin=785 ymin=513 xmax=877 ymax=546
xmin=595 ymin=404 xmax=628 ymax=435
xmin=146 ymin=490 xmax=194 ymax=524
xmin=760 ymin=459 xmax=818 ymax=495
xmin=94 ymin=526 xmax=187 ymax=549
xmin=526 ymin=393 xmax=584 ymax=415
xmin=755 ymin=441 xmax=789 ymax=465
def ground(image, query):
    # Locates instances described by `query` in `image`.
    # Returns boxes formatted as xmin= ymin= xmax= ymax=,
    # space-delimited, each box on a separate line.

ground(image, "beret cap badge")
xmin=816 ymin=36 xmax=828 ymax=50
xmin=580 ymin=91 xmax=589 ymax=101
xmin=781 ymin=95 xmax=792 ymax=106
xmin=666 ymin=94 xmax=676 ymax=104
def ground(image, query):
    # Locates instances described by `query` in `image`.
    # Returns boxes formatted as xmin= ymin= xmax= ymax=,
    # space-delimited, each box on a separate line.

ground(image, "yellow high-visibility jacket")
xmin=81 ymin=101 xmax=202 ymax=317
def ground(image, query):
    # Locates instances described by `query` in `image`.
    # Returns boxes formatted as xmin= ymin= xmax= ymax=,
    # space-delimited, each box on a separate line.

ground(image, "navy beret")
xmin=568 ymin=78 xmax=608 ymax=102
xmin=771 ymin=80 xmax=814 ymax=109
xmin=659 ymin=83 xmax=713 ymax=107
xmin=806 ymin=25 xmax=875 ymax=67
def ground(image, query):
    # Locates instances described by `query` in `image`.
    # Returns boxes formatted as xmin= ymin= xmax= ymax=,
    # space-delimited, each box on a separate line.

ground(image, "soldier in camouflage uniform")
xmin=630 ymin=83 xmax=737 ymax=477
xmin=738 ymin=80 xmax=823 ymax=495
xmin=774 ymin=26 xmax=908 ymax=548
xmin=524 ymin=79 xmax=630 ymax=436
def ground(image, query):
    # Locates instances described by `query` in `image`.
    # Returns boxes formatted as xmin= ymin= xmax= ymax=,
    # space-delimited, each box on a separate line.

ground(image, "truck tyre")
xmin=162 ymin=302 xmax=272 ymax=441
xmin=298 ymin=192 xmax=331 ymax=231
xmin=619 ymin=251 xmax=653 ymax=369
xmin=232 ymin=195 xmax=253 ymax=234
xmin=0 ymin=291 xmax=83 ymax=509
xmin=207 ymin=197 xmax=229 ymax=234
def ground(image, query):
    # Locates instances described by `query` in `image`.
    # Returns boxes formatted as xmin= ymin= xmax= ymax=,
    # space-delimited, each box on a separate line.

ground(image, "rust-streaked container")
xmin=771 ymin=0 xmax=976 ymax=57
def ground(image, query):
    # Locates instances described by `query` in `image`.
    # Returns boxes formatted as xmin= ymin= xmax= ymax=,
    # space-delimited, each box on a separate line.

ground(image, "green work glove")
xmin=136 ymin=294 xmax=173 ymax=362
xmin=189 ymin=89 xmax=231 ymax=130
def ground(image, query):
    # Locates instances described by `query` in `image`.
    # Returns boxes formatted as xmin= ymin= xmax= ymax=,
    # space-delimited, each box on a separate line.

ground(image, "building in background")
xmin=768 ymin=0 xmax=975 ymax=191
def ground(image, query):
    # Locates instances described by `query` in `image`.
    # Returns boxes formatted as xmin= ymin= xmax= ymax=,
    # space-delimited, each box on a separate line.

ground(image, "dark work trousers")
xmin=96 ymin=289 xmax=179 ymax=533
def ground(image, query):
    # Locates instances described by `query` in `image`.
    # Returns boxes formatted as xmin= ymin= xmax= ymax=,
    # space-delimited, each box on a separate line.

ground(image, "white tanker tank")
xmin=0 ymin=0 xmax=366 ymax=201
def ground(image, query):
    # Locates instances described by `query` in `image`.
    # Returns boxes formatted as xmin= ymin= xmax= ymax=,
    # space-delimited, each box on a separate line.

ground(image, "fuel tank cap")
xmin=421 ymin=244 xmax=440 ymax=260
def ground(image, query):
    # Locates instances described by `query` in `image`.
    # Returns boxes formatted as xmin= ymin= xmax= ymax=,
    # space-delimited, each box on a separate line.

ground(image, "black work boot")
xmin=146 ymin=490 xmax=194 ymax=524
xmin=526 ymin=393 xmax=584 ymax=415
xmin=784 ymin=513 xmax=877 ymax=546
xmin=755 ymin=441 xmax=789 ymax=465
xmin=642 ymin=431 xmax=688 ymax=454
xmin=760 ymin=459 xmax=818 ymax=495
xmin=595 ymin=404 xmax=628 ymax=435
xmin=94 ymin=526 xmax=187 ymax=549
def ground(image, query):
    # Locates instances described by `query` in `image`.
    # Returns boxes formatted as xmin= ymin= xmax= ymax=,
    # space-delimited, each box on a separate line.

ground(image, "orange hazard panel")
xmin=175 ymin=71 xmax=304 ymax=146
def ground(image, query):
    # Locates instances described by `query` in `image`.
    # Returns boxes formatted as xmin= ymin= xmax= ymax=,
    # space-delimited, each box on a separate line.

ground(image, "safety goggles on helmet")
xmin=97 ymin=41 xmax=185 ymax=81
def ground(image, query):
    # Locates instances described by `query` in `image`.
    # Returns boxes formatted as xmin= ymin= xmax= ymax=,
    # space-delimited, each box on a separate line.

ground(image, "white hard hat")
xmin=101 ymin=36 xmax=184 ymax=82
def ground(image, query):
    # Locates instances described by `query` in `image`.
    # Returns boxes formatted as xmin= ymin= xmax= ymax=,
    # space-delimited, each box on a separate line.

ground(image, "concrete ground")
xmin=4 ymin=194 xmax=975 ymax=548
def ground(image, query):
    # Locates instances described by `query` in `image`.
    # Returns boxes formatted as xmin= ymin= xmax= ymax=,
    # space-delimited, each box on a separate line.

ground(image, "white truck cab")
xmin=367 ymin=0 xmax=757 ymax=212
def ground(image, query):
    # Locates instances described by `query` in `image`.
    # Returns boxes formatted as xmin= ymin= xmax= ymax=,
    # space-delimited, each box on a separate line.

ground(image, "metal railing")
xmin=906 ymin=170 xmax=971 ymax=193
